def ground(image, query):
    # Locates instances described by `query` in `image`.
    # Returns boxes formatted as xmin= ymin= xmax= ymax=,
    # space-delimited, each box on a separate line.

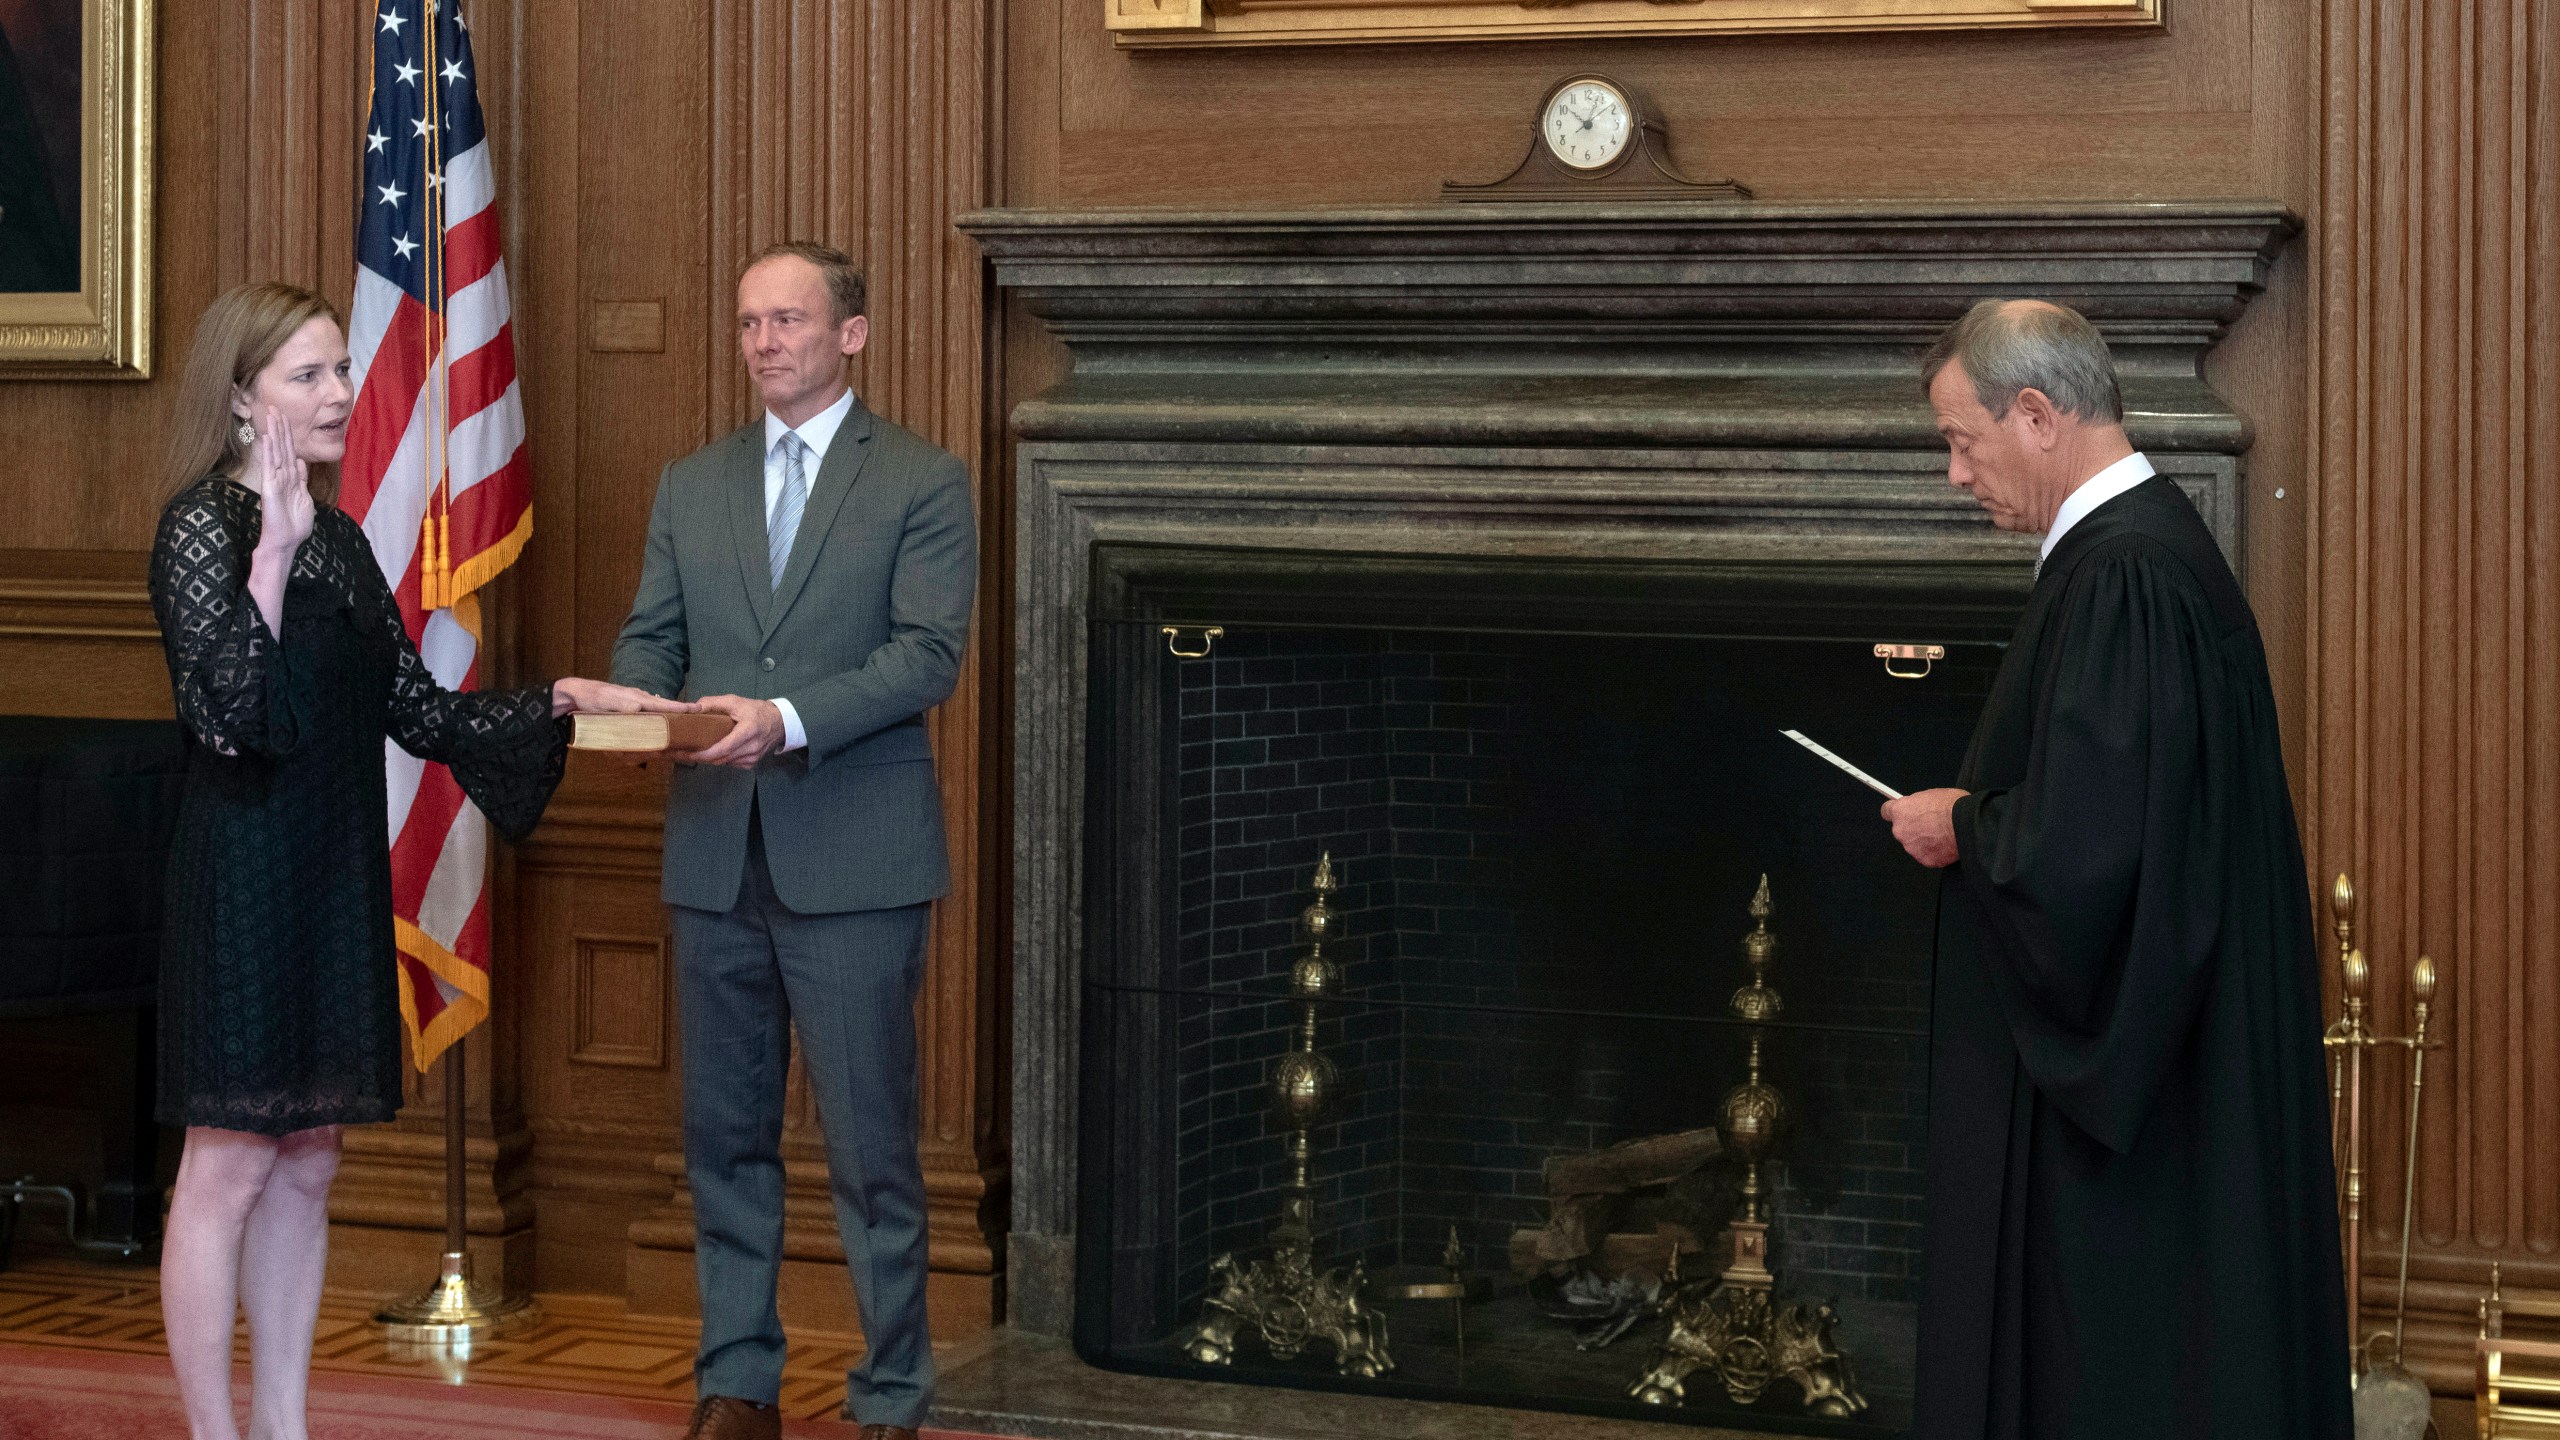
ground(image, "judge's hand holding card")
xmin=1883 ymin=788 xmax=1967 ymax=869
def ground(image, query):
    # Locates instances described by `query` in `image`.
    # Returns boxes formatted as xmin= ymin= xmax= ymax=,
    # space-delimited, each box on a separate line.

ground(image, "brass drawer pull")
xmin=1162 ymin=625 xmax=1223 ymax=659
xmin=1874 ymin=643 xmax=1944 ymax=680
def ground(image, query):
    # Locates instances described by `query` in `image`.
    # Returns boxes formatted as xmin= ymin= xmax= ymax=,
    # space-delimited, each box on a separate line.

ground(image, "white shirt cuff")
xmin=772 ymin=697 xmax=808 ymax=753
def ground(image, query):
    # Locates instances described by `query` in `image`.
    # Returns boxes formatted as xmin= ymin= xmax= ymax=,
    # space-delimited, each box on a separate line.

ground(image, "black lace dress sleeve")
xmin=148 ymin=482 xmax=304 ymax=759
xmin=347 ymin=515 xmax=569 ymax=841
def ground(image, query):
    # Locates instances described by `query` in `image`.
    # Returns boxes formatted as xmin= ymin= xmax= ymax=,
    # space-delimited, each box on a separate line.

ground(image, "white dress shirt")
xmin=757 ymin=387 xmax=857 ymax=753
xmin=2038 ymin=451 xmax=2157 ymax=575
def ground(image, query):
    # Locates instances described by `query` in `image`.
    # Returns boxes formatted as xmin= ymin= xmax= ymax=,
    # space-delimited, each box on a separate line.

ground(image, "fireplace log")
xmin=1543 ymin=1127 xmax=1722 ymax=1197
xmin=1511 ymin=1128 xmax=1728 ymax=1278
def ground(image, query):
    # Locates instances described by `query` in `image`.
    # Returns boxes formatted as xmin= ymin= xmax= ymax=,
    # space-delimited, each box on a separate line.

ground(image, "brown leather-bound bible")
xmin=567 ymin=711 xmax=735 ymax=753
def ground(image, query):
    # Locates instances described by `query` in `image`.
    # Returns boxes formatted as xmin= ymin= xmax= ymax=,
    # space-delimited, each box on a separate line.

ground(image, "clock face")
xmin=1542 ymin=80 xmax=1633 ymax=172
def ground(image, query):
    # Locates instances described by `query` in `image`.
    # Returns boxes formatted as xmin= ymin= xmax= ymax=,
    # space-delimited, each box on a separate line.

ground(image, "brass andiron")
xmin=1180 ymin=853 xmax=1393 ymax=1378
xmin=2323 ymin=871 xmax=2449 ymax=1435
xmin=1631 ymin=876 xmax=1865 ymax=1417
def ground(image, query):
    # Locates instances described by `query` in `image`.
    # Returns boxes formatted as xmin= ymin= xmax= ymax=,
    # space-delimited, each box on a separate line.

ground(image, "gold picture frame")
xmin=1106 ymin=0 xmax=2161 ymax=48
xmin=0 ymin=0 xmax=152 ymax=378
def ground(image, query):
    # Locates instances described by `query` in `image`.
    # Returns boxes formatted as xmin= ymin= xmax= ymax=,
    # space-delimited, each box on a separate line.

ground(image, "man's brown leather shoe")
xmin=681 ymin=1395 xmax=781 ymax=1440
xmin=855 ymin=1426 xmax=920 ymax=1440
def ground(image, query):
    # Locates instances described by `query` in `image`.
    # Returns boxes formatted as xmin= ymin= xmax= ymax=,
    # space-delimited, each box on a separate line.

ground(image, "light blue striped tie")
xmin=769 ymin=432 xmax=808 ymax=590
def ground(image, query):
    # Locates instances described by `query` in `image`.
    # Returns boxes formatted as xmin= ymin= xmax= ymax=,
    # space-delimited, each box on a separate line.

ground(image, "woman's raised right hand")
xmin=252 ymin=405 xmax=317 ymax=556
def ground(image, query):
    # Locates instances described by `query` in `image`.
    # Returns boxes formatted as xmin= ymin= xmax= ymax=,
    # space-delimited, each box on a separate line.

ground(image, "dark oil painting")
xmin=0 ymin=0 xmax=80 ymax=293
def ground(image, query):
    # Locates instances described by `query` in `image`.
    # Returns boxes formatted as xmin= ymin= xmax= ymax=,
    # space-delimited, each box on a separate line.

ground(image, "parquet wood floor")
xmin=0 ymin=1255 xmax=861 ymax=1420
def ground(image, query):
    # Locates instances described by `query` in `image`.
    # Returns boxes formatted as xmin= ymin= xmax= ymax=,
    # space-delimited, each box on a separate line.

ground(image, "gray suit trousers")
xmin=671 ymin=822 xmax=933 ymax=1427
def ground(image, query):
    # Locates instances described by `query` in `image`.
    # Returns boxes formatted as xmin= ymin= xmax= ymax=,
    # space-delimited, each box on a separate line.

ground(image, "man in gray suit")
xmin=612 ymin=241 xmax=975 ymax=1440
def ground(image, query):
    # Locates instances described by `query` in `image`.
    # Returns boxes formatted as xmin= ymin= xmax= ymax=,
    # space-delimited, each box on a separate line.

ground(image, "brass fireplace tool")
xmin=1631 ymin=876 xmax=1866 ymax=1417
xmin=1182 ymin=853 xmax=1394 ymax=1378
xmin=2323 ymin=872 xmax=2447 ymax=1437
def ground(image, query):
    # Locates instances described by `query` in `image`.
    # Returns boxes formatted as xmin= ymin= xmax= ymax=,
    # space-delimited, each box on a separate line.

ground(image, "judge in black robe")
xmin=1888 ymin=300 xmax=2351 ymax=1440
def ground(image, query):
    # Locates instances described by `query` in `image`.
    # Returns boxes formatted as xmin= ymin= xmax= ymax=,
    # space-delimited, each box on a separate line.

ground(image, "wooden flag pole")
xmin=372 ymin=1033 xmax=538 ymax=1344
xmin=444 ymin=1031 xmax=467 ymax=1257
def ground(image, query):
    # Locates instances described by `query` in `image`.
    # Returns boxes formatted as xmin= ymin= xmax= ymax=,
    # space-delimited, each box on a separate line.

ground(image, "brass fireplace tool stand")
xmin=1632 ymin=876 xmax=1865 ymax=1417
xmin=1182 ymin=853 xmax=1394 ymax=1378
xmin=2323 ymin=872 xmax=2446 ymax=1435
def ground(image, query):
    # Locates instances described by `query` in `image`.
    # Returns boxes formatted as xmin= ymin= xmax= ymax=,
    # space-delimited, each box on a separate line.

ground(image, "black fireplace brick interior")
xmin=1167 ymin=625 xmax=1969 ymax=1314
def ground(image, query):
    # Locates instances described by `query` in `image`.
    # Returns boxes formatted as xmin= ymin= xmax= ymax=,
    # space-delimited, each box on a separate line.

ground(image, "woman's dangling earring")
xmin=235 ymin=418 xmax=257 ymax=447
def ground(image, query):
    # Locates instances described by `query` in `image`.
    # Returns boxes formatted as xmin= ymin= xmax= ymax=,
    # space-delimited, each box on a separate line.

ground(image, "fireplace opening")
xmin=1079 ymin=576 xmax=2004 ymax=1436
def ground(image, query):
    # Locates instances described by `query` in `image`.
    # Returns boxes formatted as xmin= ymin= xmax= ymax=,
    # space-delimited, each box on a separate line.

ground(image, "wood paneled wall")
xmin=0 ymin=0 xmax=1004 ymax=1335
xmin=4 ymin=0 xmax=2551 ymax=1391
xmin=2305 ymin=0 xmax=2560 ymax=1389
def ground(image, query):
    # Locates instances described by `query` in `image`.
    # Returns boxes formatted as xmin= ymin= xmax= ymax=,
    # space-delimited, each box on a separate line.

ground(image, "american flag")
xmin=346 ymin=0 xmax=530 ymax=1072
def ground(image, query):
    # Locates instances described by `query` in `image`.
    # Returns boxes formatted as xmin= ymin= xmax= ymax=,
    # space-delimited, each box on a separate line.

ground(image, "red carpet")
xmin=0 ymin=1343 xmax=1018 ymax=1440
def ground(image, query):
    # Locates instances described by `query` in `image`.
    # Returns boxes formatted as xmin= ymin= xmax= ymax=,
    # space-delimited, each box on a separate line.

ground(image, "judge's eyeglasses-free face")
xmin=1928 ymin=361 xmax=2071 ymax=536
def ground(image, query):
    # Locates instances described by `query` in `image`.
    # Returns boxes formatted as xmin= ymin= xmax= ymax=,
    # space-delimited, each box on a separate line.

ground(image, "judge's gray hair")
xmin=1920 ymin=298 xmax=2124 ymax=425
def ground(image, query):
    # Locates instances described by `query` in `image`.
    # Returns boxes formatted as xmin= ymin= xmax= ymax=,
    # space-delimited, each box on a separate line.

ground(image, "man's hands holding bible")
xmin=675 ymin=695 xmax=787 ymax=769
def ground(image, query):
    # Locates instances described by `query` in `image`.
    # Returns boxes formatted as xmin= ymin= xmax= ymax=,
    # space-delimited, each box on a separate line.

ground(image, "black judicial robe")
xmin=1914 ymin=476 xmax=2351 ymax=1440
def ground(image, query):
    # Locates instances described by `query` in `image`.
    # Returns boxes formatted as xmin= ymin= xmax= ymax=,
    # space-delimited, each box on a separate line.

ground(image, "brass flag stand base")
xmin=373 ymin=1035 xmax=539 ymax=1346
xmin=374 ymin=1246 xmax=538 ymax=1344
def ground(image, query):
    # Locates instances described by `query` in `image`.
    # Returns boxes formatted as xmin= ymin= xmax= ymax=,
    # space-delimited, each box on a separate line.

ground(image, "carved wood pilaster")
xmin=2304 ymin=0 xmax=2560 ymax=1392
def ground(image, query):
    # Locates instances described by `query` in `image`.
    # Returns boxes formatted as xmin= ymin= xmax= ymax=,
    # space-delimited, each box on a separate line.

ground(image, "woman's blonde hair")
xmin=165 ymin=282 xmax=345 ymax=505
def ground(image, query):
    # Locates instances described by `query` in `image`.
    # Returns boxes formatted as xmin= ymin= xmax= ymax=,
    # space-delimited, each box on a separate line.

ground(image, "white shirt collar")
xmin=763 ymin=386 xmax=856 ymax=463
xmin=2039 ymin=451 xmax=2157 ymax=569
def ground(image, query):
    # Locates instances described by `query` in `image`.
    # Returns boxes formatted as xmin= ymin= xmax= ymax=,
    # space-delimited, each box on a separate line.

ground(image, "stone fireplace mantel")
xmin=956 ymin=200 xmax=2298 ymax=1345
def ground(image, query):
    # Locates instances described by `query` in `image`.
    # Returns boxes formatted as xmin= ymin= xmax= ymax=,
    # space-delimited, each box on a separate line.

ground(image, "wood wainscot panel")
xmin=0 ymin=550 xmax=169 ymax=719
xmin=2305 ymin=0 xmax=2560 ymax=1399
xmin=515 ymin=794 xmax=687 ymax=1300
xmin=571 ymin=933 xmax=669 ymax=1070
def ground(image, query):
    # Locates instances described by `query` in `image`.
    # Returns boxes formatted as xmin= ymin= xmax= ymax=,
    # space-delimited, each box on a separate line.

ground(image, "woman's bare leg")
xmin=163 ymin=1127 xmax=282 ymax=1440
xmin=237 ymin=1124 xmax=342 ymax=1440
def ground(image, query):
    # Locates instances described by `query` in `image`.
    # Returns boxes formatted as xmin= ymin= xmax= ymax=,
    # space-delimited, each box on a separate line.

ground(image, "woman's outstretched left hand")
xmin=550 ymin=678 xmax=702 ymax=719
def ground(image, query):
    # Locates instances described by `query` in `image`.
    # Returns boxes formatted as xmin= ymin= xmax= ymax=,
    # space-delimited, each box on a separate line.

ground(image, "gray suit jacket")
xmin=611 ymin=401 xmax=975 ymax=915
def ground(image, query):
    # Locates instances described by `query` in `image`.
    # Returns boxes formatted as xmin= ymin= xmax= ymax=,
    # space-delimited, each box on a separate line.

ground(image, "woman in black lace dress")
xmin=148 ymin=283 xmax=689 ymax=1440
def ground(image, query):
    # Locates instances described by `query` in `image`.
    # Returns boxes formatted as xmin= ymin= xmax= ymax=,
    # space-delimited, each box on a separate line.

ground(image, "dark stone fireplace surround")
xmin=959 ymin=201 xmax=2298 ymax=1365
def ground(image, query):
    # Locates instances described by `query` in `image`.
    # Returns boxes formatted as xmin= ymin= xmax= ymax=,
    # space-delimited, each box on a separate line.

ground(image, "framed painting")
xmin=1105 ymin=0 xmax=2161 ymax=48
xmin=0 ymin=0 xmax=150 ymax=378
